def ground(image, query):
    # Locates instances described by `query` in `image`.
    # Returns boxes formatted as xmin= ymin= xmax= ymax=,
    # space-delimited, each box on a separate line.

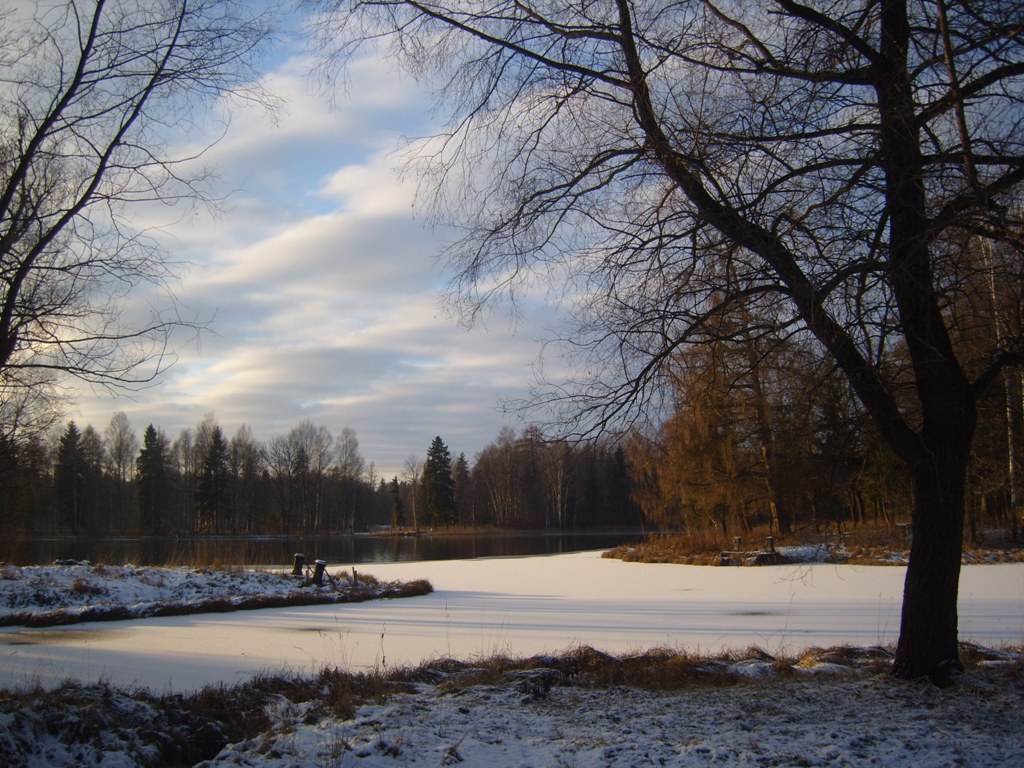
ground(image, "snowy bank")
xmin=2 ymin=646 xmax=1022 ymax=767
xmin=0 ymin=562 xmax=431 ymax=627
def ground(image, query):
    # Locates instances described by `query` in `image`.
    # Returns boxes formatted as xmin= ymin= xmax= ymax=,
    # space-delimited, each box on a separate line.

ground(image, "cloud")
xmin=69 ymin=48 xmax=564 ymax=476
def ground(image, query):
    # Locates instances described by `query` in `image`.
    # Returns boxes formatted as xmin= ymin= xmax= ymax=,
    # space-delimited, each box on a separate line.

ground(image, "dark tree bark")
xmin=898 ymin=443 xmax=970 ymax=682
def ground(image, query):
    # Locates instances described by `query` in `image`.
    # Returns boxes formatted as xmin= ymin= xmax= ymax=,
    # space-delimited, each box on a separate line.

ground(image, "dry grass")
xmin=0 ymin=680 xmax=252 ymax=764
xmin=604 ymin=532 xmax=724 ymax=565
xmin=606 ymin=525 xmax=1024 ymax=566
xmin=390 ymin=578 xmax=433 ymax=598
xmin=68 ymin=577 xmax=105 ymax=597
xmin=183 ymin=681 xmax=274 ymax=743
xmin=411 ymin=644 xmax=899 ymax=696
xmin=207 ymin=643 xmax=1018 ymax=701
xmin=956 ymin=642 xmax=1024 ymax=668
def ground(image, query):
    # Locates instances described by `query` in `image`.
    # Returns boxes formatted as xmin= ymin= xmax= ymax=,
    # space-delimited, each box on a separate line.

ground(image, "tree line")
xmin=627 ymin=311 xmax=1024 ymax=548
xmin=0 ymin=415 xmax=641 ymax=537
xmin=4 ymin=333 xmax=1021 ymax=545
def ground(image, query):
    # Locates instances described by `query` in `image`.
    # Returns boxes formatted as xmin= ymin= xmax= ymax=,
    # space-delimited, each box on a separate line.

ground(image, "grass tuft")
xmin=604 ymin=532 xmax=722 ymax=565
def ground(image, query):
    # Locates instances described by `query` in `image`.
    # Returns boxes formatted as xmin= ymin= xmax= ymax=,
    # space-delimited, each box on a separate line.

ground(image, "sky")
xmin=66 ymin=15 xmax=564 ymax=478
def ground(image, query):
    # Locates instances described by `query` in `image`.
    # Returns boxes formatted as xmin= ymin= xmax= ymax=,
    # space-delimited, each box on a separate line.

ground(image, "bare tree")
xmin=104 ymin=410 xmax=138 ymax=531
xmin=171 ymin=427 xmax=195 ymax=532
xmin=472 ymin=426 xmax=522 ymax=527
xmin=0 ymin=368 xmax=63 ymax=442
xmin=314 ymin=1 xmax=1024 ymax=681
xmin=228 ymin=424 xmax=265 ymax=533
xmin=267 ymin=433 xmax=299 ymax=533
xmin=402 ymin=454 xmax=422 ymax=530
xmin=335 ymin=425 xmax=364 ymax=530
xmin=290 ymin=419 xmax=334 ymax=531
xmin=0 ymin=0 xmax=274 ymax=402
xmin=335 ymin=426 xmax=365 ymax=481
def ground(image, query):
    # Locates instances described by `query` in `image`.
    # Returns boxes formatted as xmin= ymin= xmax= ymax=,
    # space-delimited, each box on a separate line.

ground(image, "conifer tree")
xmin=54 ymin=422 xmax=84 ymax=534
xmin=389 ymin=476 xmax=405 ymax=529
xmin=136 ymin=424 xmax=172 ymax=534
xmin=197 ymin=425 xmax=231 ymax=533
xmin=53 ymin=421 xmax=105 ymax=534
xmin=422 ymin=436 xmax=456 ymax=528
xmin=453 ymin=452 xmax=472 ymax=525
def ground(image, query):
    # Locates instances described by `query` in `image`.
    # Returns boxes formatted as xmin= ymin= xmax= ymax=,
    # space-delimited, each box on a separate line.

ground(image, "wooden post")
xmin=313 ymin=559 xmax=327 ymax=586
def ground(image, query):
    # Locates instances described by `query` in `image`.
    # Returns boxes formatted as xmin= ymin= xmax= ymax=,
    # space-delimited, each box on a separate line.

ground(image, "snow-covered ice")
xmin=0 ymin=551 xmax=1021 ymax=691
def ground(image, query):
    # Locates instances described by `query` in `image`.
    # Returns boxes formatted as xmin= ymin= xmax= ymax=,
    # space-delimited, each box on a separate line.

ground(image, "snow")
xmin=0 ymin=560 xmax=425 ymax=632
xmin=200 ymin=674 xmax=1024 ymax=768
xmin=0 ymin=562 xmax=319 ymax=619
xmin=1 ymin=552 xmax=1023 ymax=766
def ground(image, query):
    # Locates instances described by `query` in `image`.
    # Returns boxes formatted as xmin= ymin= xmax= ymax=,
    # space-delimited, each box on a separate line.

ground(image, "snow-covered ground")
xmin=1 ymin=552 xmax=1022 ymax=766
xmin=201 ymin=668 xmax=1024 ymax=768
xmin=5 ymin=645 xmax=1023 ymax=767
xmin=0 ymin=561 xmax=421 ymax=627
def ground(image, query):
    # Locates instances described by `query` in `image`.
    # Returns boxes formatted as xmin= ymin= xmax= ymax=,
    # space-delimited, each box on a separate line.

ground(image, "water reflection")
xmin=3 ymin=531 xmax=642 ymax=567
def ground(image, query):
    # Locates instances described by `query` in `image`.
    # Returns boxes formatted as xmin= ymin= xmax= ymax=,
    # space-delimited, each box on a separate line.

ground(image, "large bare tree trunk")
xmin=895 ymin=445 xmax=968 ymax=683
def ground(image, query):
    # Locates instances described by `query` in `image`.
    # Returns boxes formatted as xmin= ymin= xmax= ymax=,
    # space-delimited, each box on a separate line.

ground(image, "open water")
xmin=2 ymin=531 xmax=643 ymax=567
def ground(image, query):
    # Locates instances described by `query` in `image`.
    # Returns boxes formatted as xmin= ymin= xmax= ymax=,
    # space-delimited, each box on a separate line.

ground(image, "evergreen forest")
xmin=0 ymin=417 xmax=640 ymax=538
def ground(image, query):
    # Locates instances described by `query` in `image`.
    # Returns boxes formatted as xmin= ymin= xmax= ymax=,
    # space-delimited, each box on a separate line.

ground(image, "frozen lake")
xmin=2 ymin=551 xmax=1022 ymax=692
